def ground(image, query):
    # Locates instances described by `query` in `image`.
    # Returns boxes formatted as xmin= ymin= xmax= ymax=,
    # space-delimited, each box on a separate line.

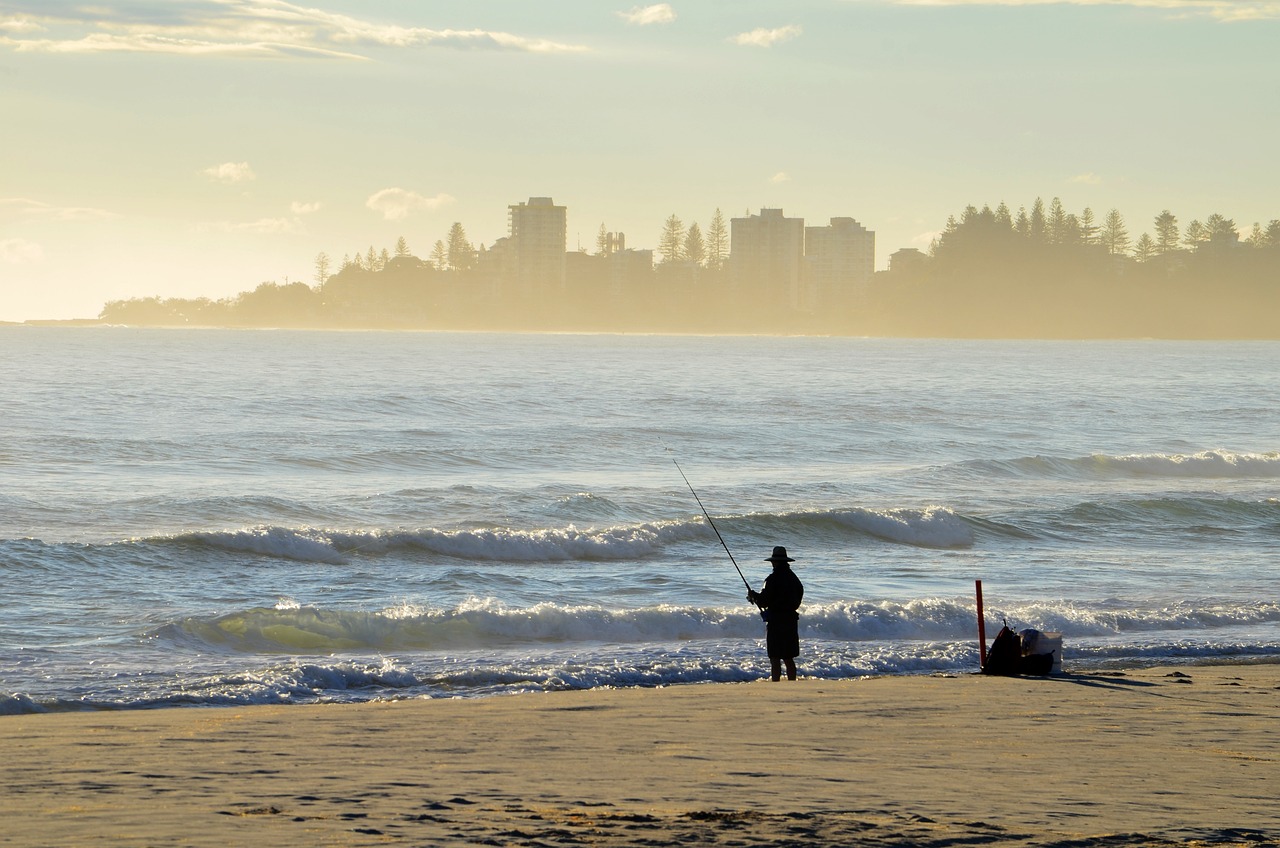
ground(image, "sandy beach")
xmin=3 ymin=663 xmax=1278 ymax=847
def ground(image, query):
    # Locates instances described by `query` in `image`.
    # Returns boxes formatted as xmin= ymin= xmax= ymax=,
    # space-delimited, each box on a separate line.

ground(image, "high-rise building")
xmin=508 ymin=197 xmax=567 ymax=299
xmin=804 ymin=217 xmax=875 ymax=309
xmin=730 ymin=208 xmax=805 ymax=312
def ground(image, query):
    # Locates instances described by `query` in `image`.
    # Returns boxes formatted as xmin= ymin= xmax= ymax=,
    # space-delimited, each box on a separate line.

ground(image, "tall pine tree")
xmin=706 ymin=209 xmax=729 ymax=271
xmin=658 ymin=214 xmax=685 ymax=264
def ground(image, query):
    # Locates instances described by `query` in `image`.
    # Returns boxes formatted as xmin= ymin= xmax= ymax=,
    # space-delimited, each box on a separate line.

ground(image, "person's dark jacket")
xmin=753 ymin=565 xmax=804 ymax=620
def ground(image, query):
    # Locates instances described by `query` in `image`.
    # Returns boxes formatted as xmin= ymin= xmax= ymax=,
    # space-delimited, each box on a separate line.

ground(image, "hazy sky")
xmin=3 ymin=0 xmax=1278 ymax=320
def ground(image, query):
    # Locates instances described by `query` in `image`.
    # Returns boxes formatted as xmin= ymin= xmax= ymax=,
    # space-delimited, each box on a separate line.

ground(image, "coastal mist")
xmin=2 ymin=328 xmax=1278 ymax=712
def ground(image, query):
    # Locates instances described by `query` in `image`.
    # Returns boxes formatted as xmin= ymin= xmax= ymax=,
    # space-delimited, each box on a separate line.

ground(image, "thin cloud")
xmin=0 ymin=1 xmax=591 ymax=59
xmin=194 ymin=217 xmax=305 ymax=234
xmin=290 ymin=200 xmax=322 ymax=214
xmin=0 ymin=237 xmax=43 ymax=263
xmin=237 ymin=217 xmax=302 ymax=234
xmin=619 ymin=4 xmax=677 ymax=25
xmin=770 ymin=171 xmax=791 ymax=184
xmin=731 ymin=24 xmax=802 ymax=47
xmin=0 ymin=197 xmax=115 ymax=222
xmin=884 ymin=0 xmax=1280 ymax=22
xmin=366 ymin=188 xmax=455 ymax=221
xmin=202 ymin=161 xmax=256 ymax=184
xmin=1070 ymin=172 xmax=1103 ymax=185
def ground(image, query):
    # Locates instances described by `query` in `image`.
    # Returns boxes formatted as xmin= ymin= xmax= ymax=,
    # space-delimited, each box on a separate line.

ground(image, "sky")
xmin=2 ymin=0 xmax=1278 ymax=321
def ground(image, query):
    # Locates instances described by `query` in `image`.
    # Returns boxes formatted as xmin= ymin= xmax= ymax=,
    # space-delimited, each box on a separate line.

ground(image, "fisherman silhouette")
xmin=747 ymin=546 xmax=805 ymax=681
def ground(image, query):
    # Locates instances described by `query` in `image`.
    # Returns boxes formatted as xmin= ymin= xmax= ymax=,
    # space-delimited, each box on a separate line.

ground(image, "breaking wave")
xmin=14 ymin=491 xmax=1274 ymax=567
xmin=132 ymin=506 xmax=975 ymax=565
xmin=154 ymin=597 xmax=1280 ymax=655
xmin=954 ymin=450 xmax=1280 ymax=480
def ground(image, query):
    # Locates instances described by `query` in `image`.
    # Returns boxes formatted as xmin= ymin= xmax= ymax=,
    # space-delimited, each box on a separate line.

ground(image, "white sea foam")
xmin=161 ymin=657 xmax=420 ymax=707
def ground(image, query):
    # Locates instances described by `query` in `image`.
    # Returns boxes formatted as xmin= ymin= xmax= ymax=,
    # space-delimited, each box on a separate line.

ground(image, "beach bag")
xmin=981 ymin=625 xmax=1021 ymax=676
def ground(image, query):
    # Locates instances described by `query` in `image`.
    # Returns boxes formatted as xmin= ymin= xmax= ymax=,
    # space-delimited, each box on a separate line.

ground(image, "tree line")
xmin=866 ymin=198 xmax=1280 ymax=338
xmin=929 ymin=198 xmax=1279 ymax=258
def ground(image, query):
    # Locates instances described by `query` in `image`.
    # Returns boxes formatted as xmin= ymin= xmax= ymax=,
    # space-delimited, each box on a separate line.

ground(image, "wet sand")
xmin=3 ymin=663 xmax=1278 ymax=847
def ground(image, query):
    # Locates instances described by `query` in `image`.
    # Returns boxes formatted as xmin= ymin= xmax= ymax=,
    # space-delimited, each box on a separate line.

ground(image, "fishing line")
xmin=663 ymin=447 xmax=753 ymax=595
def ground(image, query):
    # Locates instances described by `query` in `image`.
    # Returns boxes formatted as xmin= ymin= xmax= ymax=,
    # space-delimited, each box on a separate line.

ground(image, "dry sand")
xmin=2 ymin=663 xmax=1278 ymax=847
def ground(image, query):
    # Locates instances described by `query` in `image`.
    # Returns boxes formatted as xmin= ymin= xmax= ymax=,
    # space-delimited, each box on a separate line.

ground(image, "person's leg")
xmin=784 ymin=658 xmax=797 ymax=680
xmin=770 ymin=658 xmax=782 ymax=682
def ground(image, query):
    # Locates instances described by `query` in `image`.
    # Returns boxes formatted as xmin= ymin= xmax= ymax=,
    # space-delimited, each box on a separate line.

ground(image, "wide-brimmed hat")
xmin=766 ymin=545 xmax=794 ymax=563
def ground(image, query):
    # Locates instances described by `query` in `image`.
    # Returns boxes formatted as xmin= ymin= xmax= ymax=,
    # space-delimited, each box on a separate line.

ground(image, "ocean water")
xmin=2 ymin=327 xmax=1278 ymax=712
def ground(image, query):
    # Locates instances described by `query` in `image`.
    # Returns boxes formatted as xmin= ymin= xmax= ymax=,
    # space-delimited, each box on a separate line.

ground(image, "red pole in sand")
xmin=975 ymin=579 xmax=987 ymax=668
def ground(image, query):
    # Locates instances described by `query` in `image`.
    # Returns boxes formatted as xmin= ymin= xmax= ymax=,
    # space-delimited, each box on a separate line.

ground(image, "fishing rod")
xmin=669 ymin=455 xmax=752 ymax=595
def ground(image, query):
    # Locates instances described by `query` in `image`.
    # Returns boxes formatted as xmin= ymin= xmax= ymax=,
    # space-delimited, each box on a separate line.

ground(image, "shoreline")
xmin=8 ymin=655 xmax=1280 ymax=716
xmin=5 ymin=663 xmax=1278 ymax=847
xmin=7 ymin=321 xmax=1280 ymax=341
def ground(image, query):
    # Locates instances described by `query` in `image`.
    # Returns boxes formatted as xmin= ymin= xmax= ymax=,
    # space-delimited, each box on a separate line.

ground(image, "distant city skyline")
xmin=365 ymin=196 xmax=877 ymax=317
xmin=3 ymin=1 xmax=1278 ymax=320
